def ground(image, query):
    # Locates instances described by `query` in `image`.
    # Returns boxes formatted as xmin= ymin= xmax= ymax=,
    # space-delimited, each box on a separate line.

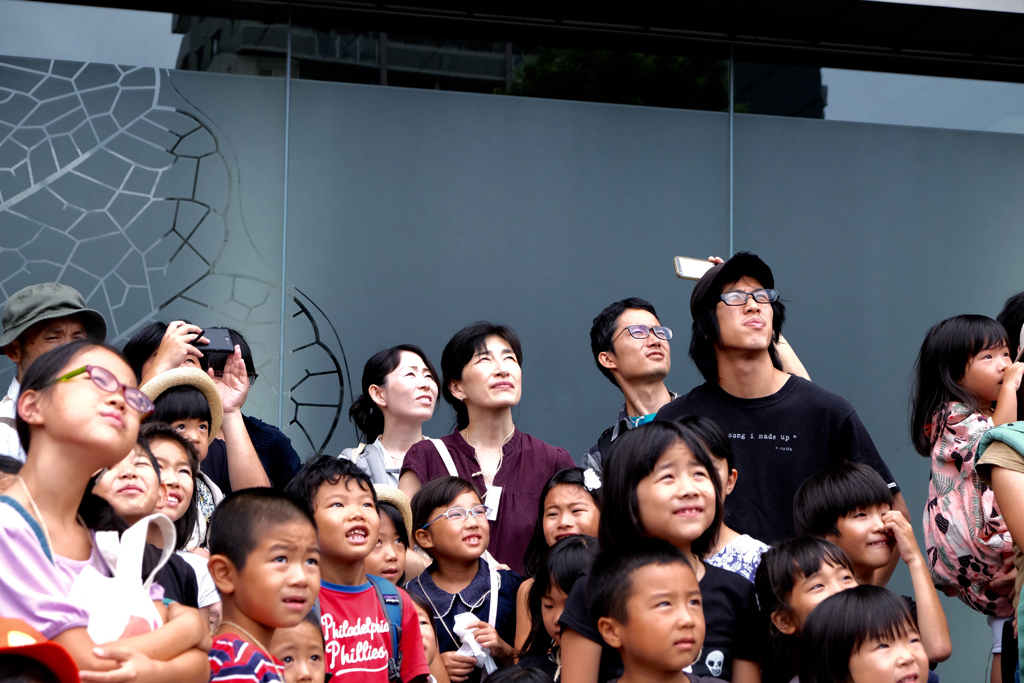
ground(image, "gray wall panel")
xmin=734 ymin=112 xmax=1024 ymax=680
xmin=283 ymin=81 xmax=730 ymax=458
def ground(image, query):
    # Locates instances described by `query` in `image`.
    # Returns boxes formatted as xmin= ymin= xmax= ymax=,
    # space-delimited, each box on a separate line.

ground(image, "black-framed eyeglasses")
xmin=420 ymin=504 xmax=491 ymax=529
xmin=45 ymin=365 xmax=155 ymax=414
xmin=720 ymin=288 xmax=779 ymax=306
xmin=613 ymin=325 xmax=673 ymax=342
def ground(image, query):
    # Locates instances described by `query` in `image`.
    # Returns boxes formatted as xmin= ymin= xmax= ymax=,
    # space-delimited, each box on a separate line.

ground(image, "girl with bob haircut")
xmin=910 ymin=314 xmax=1020 ymax=655
xmin=342 ymin=344 xmax=440 ymax=486
xmin=400 ymin=321 xmax=575 ymax=573
xmin=1 ymin=340 xmax=209 ymax=680
xmin=798 ymin=585 xmax=928 ymax=683
xmin=559 ymin=420 xmax=762 ymax=683
xmin=753 ymin=537 xmax=857 ymax=683
xmin=516 ymin=468 xmax=601 ymax=653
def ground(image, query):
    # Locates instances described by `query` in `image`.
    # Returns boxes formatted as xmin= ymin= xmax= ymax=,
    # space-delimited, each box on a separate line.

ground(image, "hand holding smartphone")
xmin=674 ymin=256 xmax=716 ymax=281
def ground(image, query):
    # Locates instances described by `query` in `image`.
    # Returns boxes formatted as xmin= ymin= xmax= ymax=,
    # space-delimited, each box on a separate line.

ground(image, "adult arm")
xmin=139 ymin=322 xmax=208 ymax=386
xmin=559 ymin=629 xmax=602 ymax=683
xmin=514 ymin=578 xmax=534 ymax=657
xmin=79 ymin=646 xmax=209 ymax=683
xmin=732 ymin=659 xmax=762 ymax=683
xmin=399 ymin=470 xmax=422 ymax=500
xmin=214 ymin=347 xmax=270 ymax=490
xmin=775 ymin=334 xmax=810 ymax=381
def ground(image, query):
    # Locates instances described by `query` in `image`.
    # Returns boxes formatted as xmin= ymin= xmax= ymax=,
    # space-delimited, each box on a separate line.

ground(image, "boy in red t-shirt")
xmin=285 ymin=456 xmax=429 ymax=682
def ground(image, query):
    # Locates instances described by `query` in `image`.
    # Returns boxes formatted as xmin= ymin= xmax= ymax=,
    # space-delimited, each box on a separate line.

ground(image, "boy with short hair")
xmin=206 ymin=489 xmax=321 ymax=683
xmin=284 ymin=456 xmax=428 ymax=682
xmin=793 ymin=461 xmax=951 ymax=664
xmin=592 ymin=538 xmax=712 ymax=683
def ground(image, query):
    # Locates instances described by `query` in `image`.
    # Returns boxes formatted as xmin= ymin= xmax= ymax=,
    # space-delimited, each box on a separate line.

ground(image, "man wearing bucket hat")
xmin=0 ymin=283 xmax=107 ymax=462
xmin=656 ymin=252 xmax=909 ymax=576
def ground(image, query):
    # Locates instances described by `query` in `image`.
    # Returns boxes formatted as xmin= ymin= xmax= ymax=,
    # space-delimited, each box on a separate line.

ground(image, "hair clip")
xmin=583 ymin=468 xmax=602 ymax=491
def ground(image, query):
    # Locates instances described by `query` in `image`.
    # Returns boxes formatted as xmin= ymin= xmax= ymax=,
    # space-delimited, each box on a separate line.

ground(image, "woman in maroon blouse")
xmin=399 ymin=321 xmax=575 ymax=573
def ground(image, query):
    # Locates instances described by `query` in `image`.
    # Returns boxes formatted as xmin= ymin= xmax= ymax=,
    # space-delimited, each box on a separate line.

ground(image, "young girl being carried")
xmin=799 ymin=585 xmax=929 ymax=683
xmin=518 ymin=535 xmax=600 ymax=682
xmin=407 ymin=476 xmax=523 ymax=683
xmin=910 ymin=315 xmax=1023 ymax=657
xmin=0 ymin=340 xmax=209 ymax=681
xmin=515 ymin=468 xmax=601 ymax=653
xmin=559 ymin=420 xmax=761 ymax=683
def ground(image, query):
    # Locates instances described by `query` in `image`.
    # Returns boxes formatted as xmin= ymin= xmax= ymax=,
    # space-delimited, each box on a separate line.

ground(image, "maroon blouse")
xmin=402 ymin=429 xmax=576 ymax=573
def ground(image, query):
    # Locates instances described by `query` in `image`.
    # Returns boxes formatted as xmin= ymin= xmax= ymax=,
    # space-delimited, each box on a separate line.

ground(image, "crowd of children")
xmin=9 ymin=273 xmax=1024 ymax=683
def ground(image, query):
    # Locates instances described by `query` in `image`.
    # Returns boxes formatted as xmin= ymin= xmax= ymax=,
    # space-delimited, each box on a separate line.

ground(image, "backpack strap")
xmin=593 ymin=423 xmax=621 ymax=474
xmin=429 ymin=438 xmax=459 ymax=477
xmin=368 ymin=574 xmax=404 ymax=683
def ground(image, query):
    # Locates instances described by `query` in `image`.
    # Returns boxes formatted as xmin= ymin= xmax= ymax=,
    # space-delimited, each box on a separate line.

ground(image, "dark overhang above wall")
xmin=54 ymin=0 xmax=1024 ymax=82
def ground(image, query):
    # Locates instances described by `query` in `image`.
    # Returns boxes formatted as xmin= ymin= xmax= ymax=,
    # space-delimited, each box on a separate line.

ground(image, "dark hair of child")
xmin=673 ymin=414 xmax=734 ymax=471
xmin=379 ymin=501 xmax=411 ymax=548
xmin=301 ymin=608 xmax=324 ymax=645
xmin=0 ymin=655 xmax=62 ymax=683
xmin=910 ymin=314 xmax=1009 ymax=456
xmin=349 ymin=344 xmax=439 ymax=443
xmin=208 ymin=488 xmax=317 ymax=570
xmin=410 ymin=476 xmax=478 ymax=548
xmin=792 ymin=462 xmax=894 ymax=538
xmin=753 ymin=537 xmax=855 ymax=683
xmin=522 ymin=535 xmax=600 ymax=659
xmin=798 ymin=585 xmax=918 ymax=683
xmin=441 ymin=321 xmax=523 ymax=430
xmin=590 ymin=537 xmax=691 ymax=626
xmin=149 ymin=385 xmax=213 ymax=429
xmin=283 ymin=454 xmax=377 ymax=516
xmin=481 ymin=665 xmax=554 ymax=683
xmin=599 ymin=420 xmax=722 ymax=557
xmin=522 ymin=468 xmax=601 ymax=577
xmin=140 ymin=421 xmax=201 ymax=552
xmin=406 ymin=591 xmax=437 ymax=639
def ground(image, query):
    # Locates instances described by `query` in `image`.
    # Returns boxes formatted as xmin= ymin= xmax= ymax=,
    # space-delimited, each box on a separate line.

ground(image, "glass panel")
xmin=0 ymin=1 xmax=287 ymax=424
xmin=280 ymin=19 xmax=730 ymax=111
xmin=283 ymin=77 xmax=730 ymax=455
xmin=822 ymin=68 xmax=1024 ymax=133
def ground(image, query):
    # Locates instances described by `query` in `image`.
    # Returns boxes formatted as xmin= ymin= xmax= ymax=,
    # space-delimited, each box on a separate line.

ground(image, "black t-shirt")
xmin=656 ymin=376 xmax=899 ymax=544
xmin=202 ymin=415 xmax=303 ymax=494
xmin=558 ymin=565 xmax=760 ymax=682
xmin=156 ymin=550 xmax=200 ymax=608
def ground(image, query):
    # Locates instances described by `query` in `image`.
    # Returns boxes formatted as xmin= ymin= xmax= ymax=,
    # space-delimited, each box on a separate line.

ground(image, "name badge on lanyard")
xmin=483 ymin=485 xmax=501 ymax=521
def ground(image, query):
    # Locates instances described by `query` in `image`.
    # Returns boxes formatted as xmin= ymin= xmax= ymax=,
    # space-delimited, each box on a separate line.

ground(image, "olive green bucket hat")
xmin=0 ymin=283 xmax=107 ymax=348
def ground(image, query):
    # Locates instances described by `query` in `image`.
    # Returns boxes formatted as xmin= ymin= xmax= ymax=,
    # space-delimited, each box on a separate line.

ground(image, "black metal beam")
xmin=35 ymin=0 xmax=1024 ymax=82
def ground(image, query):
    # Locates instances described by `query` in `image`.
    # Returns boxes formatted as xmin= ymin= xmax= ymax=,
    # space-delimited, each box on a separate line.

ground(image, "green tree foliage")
xmin=505 ymin=48 xmax=729 ymax=111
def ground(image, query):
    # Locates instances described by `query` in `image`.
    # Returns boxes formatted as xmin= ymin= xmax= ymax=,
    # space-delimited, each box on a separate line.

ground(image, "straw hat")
xmin=374 ymin=484 xmax=413 ymax=541
xmin=139 ymin=368 xmax=223 ymax=444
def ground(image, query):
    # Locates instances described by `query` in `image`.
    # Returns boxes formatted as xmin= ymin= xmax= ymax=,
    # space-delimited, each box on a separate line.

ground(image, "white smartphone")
xmin=674 ymin=256 xmax=715 ymax=281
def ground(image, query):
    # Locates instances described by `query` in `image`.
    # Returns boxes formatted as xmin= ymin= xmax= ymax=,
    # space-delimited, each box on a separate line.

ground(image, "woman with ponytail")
xmin=341 ymin=344 xmax=440 ymax=486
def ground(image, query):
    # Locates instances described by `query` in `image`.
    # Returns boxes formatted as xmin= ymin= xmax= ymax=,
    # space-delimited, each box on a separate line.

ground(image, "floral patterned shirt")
xmin=707 ymin=534 xmax=769 ymax=583
xmin=922 ymin=402 xmax=1014 ymax=616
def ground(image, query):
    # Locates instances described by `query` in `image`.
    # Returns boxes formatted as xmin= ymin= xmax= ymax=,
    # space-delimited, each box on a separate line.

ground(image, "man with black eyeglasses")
xmin=582 ymin=298 xmax=680 ymax=474
xmin=656 ymin=252 xmax=909 ymax=584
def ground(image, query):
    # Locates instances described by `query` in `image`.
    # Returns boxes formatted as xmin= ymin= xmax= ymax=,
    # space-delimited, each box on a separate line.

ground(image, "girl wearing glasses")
xmin=407 ymin=476 xmax=523 ymax=683
xmin=400 ymin=322 xmax=576 ymax=574
xmin=0 ymin=340 xmax=209 ymax=681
